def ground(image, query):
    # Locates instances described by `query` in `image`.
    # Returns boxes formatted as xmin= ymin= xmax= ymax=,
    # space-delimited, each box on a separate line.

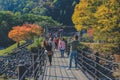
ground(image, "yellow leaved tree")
xmin=72 ymin=0 xmax=120 ymax=43
xmin=72 ymin=0 xmax=120 ymax=63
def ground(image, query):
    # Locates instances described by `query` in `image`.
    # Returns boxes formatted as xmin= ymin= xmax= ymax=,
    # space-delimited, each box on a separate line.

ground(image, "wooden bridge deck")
xmin=42 ymin=50 xmax=89 ymax=80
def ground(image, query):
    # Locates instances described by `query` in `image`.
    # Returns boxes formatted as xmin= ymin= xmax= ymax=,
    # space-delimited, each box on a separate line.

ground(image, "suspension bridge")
xmin=0 ymin=42 xmax=120 ymax=80
xmin=17 ymin=47 xmax=120 ymax=80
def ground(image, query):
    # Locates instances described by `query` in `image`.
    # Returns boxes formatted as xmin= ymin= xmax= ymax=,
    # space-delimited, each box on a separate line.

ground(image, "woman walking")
xmin=43 ymin=38 xmax=53 ymax=66
xmin=58 ymin=37 xmax=66 ymax=57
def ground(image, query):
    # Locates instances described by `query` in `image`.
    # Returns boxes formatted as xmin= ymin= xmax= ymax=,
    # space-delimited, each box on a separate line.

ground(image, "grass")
xmin=0 ymin=41 xmax=25 ymax=56
xmin=0 ymin=37 xmax=44 ymax=56
xmin=27 ymin=37 xmax=44 ymax=49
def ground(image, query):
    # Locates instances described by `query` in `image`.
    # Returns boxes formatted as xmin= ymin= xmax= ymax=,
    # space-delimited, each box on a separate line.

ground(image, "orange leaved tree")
xmin=8 ymin=23 xmax=43 ymax=43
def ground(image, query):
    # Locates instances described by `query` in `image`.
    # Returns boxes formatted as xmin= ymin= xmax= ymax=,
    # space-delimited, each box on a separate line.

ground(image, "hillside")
xmin=0 ymin=0 xmax=79 ymax=25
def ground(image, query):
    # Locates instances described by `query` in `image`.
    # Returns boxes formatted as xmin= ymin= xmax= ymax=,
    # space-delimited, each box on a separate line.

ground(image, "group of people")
xmin=42 ymin=35 xmax=79 ymax=70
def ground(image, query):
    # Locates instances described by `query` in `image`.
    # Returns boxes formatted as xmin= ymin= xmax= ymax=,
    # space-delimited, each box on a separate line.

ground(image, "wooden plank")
xmin=49 ymin=55 xmax=56 ymax=80
xmin=64 ymin=54 xmax=77 ymax=80
xmin=55 ymin=51 xmax=63 ymax=80
xmin=60 ymin=58 xmax=68 ymax=79
xmin=43 ymin=49 xmax=89 ymax=80
xmin=65 ymin=53 xmax=89 ymax=80
xmin=44 ymin=58 xmax=51 ymax=80
xmin=42 ymin=61 xmax=48 ymax=80
xmin=71 ymin=69 xmax=89 ymax=80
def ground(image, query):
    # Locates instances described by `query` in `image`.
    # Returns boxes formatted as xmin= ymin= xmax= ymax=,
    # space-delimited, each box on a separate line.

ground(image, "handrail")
xmin=78 ymin=53 xmax=114 ymax=72
xmin=13 ymin=41 xmax=33 ymax=52
xmin=78 ymin=60 xmax=98 ymax=79
xmin=77 ymin=49 xmax=120 ymax=80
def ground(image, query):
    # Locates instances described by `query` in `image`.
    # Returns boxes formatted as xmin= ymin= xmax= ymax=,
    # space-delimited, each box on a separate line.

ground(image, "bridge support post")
xmin=32 ymin=53 xmax=38 ymax=80
xmin=94 ymin=52 xmax=100 ymax=80
xmin=81 ymin=50 xmax=85 ymax=70
xmin=18 ymin=64 xmax=25 ymax=80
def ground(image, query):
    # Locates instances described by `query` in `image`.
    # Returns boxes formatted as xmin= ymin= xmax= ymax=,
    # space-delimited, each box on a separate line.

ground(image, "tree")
xmin=72 ymin=0 xmax=120 ymax=63
xmin=0 ymin=11 xmax=16 ymax=47
xmin=0 ymin=0 xmax=79 ymax=25
xmin=72 ymin=0 xmax=120 ymax=43
xmin=0 ymin=11 xmax=60 ymax=47
xmin=94 ymin=0 xmax=120 ymax=43
xmin=8 ymin=23 xmax=43 ymax=42
xmin=72 ymin=0 xmax=102 ymax=31
xmin=49 ymin=0 xmax=79 ymax=25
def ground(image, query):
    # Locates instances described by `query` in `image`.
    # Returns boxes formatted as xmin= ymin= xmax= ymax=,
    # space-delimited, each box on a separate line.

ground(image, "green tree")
xmin=49 ymin=0 xmax=79 ymax=25
xmin=0 ymin=11 xmax=16 ymax=47
xmin=0 ymin=0 xmax=79 ymax=25
xmin=0 ymin=11 xmax=60 ymax=47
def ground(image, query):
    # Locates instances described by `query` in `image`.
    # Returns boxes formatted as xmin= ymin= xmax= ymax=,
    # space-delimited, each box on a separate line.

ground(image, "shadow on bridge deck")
xmin=41 ymin=50 xmax=90 ymax=80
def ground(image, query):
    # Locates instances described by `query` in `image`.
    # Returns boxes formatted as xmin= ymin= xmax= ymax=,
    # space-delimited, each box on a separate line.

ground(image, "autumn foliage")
xmin=8 ymin=24 xmax=43 ymax=42
xmin=72 ymin=0 xmax=120 ymax=43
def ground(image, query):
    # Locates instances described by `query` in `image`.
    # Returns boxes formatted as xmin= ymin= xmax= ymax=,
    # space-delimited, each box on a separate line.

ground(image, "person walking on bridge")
xmin=67 ymin=35 xmax=79 ymax=70
xmin=58 ymin=37 xmax=66 ymax=57
xmin=43 ymin=38 xmax=53 ymax=66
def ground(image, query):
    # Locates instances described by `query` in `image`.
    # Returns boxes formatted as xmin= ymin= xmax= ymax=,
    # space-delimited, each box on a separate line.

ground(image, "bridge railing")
xmin=77 ymin=50 xmax=120 ymax=80
xmin=18 ymin=48 xmax=47 ymax=80
xmin=12 ymin=40 xmax=33 ymax=53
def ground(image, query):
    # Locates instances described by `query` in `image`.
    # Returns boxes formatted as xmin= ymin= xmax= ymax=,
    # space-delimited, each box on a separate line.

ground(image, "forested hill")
xmin=0 ymin=0 xmax=79 ymax=25
xmin=0 ymin=0 xmax=79 ymax=47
